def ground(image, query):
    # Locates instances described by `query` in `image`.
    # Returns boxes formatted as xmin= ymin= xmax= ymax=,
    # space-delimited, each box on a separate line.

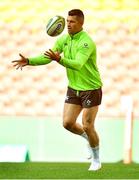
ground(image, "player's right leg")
xmin=63 ymin=87 xmax=91 ymax=158
xmin=63 ymin=103 xmax=83 ymax=134
xmin=63 ymin=87 xmax=84 ymax=134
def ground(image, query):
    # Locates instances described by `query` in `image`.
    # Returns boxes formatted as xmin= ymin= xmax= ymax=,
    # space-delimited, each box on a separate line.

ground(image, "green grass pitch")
xmin=0 ymin=162 xmax=139 ymax=179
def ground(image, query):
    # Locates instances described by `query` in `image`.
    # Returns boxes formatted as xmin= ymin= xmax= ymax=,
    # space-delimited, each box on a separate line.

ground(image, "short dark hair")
xmin=68 ymin=9 xmax=84 ymax=20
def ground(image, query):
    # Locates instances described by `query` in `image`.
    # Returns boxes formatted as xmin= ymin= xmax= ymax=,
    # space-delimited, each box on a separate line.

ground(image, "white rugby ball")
xmin=46 ymin=15 xmax=65 ymax=37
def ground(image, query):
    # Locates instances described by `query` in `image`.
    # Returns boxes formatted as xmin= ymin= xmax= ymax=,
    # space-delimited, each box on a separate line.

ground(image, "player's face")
xmin=67 ymin=15 xmax=83 ymax=35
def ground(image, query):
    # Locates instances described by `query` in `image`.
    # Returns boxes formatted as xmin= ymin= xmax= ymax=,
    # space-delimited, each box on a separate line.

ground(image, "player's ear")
xmin=77 ymin=17 xmax=84 ymax=26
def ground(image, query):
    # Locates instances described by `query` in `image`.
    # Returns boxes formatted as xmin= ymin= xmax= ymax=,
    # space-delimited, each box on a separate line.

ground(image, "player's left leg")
xmin=82 ymin=106 xmax=101 ymax=171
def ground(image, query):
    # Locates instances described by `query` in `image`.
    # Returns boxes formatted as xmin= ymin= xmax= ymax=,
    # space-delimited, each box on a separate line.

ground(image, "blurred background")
xmin=0 ymin=0 xmax=139 ymax=163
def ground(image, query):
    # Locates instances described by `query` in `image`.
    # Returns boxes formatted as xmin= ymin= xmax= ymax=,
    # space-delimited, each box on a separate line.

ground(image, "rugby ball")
xmin=46 ymin=15 xmax=65 ymax=37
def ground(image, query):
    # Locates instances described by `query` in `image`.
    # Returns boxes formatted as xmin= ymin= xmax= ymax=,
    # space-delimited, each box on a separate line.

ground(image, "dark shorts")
xmin=65 ymin=87 xmax=102 ymax=108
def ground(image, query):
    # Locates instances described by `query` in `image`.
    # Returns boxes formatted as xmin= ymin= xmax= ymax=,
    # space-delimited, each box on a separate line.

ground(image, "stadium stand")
xmin=0 ymin=0 xmax=139 ymax=117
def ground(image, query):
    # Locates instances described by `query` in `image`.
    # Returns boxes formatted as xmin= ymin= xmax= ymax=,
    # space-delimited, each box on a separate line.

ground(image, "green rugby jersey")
xmin=29 ymin=30 xmax=102 ymax=91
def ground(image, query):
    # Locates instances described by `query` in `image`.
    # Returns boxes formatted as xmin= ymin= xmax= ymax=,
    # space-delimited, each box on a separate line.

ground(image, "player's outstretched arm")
xmin=12 ymin=53 xmax=29 ymax=70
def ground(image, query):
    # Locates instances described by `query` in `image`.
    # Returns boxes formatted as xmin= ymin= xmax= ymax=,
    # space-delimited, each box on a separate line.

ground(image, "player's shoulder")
xmin=57 ymin=33 xmax=69 ymax=40
xmin=56 ymin=33 xmax=69 ymax=43
xmin=81 ymin=31 xmax=96 ymax=47
xmin=82 ymin=31 xmax=94 ymax=40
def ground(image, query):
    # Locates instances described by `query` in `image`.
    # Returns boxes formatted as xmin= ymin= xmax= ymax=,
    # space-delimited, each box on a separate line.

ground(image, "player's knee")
xmin=63 ymin=121 xmax=73 ymax=130
xmin=83 ymin=122 xmax=94 ymax=133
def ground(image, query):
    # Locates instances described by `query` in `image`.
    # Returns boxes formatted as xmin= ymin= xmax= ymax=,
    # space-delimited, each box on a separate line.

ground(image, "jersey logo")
xmin=86 ymin=99 xmax=91 ymax=106
xmin=83 ymin=43 xmax=89 ymax=48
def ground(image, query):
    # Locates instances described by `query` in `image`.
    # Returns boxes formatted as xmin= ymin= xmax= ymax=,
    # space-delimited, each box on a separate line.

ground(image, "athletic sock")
xmin=80 ymin=132 xmax=88 ymax=141
xmin=91 ymin=146 xmax=100 ymax=161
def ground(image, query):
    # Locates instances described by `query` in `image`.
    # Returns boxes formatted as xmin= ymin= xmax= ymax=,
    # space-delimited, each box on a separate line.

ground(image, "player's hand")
xmin=44 ymin=49 xmax=61 ymax=62
xmin=12 ymin=53 xmax=29 ymax=70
